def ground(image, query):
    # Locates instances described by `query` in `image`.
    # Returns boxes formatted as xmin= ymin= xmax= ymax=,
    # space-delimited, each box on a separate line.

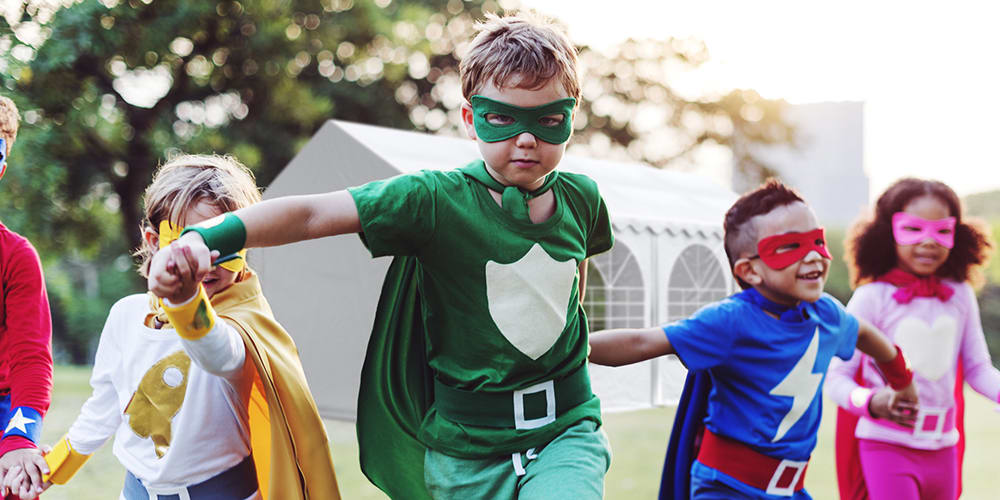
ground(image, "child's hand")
xmin=0 ymin=464 xmax=26 ymax=498
xmin=148 ymin=233 xmax=218 ymax=303
xmin=2 ymin=467 xmax=48 ymax=499
xmin=894 ymin=381 xmax=919 ymax=412
xmin=165 ymin=244 xmax=208 ymax=303
xmin=0 ymin=448 xmax=48 ymax=499
xmin=869 ymin=385 xmax=919 ymax=427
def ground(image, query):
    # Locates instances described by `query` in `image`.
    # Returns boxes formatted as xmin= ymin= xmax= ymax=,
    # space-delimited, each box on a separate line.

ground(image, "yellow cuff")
xmin=162 ymin=284 xmax=216 ymax=340
xmin=42 ymin=437 xmax=92 ymax=485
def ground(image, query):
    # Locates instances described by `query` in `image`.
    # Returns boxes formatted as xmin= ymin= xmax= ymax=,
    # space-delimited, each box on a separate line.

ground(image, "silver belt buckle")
xmin=513 ymin=380 xmax=556 ymax=430
xmin=765 ymin=459 xmax=807 ymax=496
xmin=913 ymin=407 xmax=947 ymax=440
xmin=145 ymin=485 xmax=191 ymax=500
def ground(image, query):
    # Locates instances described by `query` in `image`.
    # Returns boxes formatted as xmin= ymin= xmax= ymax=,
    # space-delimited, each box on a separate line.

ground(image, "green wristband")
xmin=180 ymin=212 xmax=247 ymax=258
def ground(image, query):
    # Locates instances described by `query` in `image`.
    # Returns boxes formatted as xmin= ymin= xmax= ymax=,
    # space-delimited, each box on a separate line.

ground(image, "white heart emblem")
xmin=485 ymin=244 xmax=577 ymax=360
xmin=893 ymin=315 xmax=958 ymax=381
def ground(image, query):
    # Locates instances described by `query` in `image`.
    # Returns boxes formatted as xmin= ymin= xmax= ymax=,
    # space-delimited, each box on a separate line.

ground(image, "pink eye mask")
xmin=892 ymin=212 xmax=956 ymax=248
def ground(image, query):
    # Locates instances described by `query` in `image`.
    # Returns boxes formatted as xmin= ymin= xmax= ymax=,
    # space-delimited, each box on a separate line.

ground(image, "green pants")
xmin=424 ymin=419 xmax=612 ymax=500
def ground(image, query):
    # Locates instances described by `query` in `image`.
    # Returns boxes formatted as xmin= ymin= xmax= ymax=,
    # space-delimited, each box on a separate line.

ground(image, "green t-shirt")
xmin=349 ymin=163 xmax=613 ymax=456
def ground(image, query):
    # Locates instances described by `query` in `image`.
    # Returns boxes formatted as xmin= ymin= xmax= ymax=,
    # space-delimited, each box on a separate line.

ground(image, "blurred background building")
xmin=733 ymin=101 xmax=869 ymax=226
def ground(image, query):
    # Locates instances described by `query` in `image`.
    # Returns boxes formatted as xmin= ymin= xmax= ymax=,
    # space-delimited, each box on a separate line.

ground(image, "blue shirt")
xmin=664 ymin=291 xmax=859 ymax=461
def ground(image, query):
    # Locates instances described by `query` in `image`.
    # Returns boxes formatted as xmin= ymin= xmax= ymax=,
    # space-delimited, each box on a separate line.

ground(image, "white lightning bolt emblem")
xmin=769 ymin=327 xmax=823 ymax=442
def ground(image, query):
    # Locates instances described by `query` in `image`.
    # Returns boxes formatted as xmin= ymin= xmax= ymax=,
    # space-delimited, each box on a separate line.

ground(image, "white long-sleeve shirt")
xmin=66 ymin=294 xmax=255 ymax=488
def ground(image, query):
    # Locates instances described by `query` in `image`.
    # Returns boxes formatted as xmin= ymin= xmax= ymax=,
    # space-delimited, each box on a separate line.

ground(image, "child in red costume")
xmin=0 ymin=96 xmax=54 ymax=499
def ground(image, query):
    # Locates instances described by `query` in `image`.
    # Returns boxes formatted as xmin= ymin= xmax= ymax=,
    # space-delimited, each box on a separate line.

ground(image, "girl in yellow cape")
xmin=20 ymin=154 xmax=339 ymax=499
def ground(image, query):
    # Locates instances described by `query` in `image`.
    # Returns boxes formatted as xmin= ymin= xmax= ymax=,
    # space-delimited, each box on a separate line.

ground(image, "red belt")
xmin=697 ymin=429 xmax=809 ymax=496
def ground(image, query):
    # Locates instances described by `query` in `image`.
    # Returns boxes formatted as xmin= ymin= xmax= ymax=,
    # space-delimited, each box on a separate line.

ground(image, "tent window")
xmin=667 ymin=244 xmax=729 ymax=322
xmin=584 ymin=241 xmax=644 ymax=330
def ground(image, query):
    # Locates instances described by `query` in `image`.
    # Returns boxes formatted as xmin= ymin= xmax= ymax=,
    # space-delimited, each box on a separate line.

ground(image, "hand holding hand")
xmin=148 ymin=232 xmax=218 ymax=303
xmin=869 ymin=384 xmax=919 ymax=427
xmin=0 ymin=448 xmax=48 ymax=499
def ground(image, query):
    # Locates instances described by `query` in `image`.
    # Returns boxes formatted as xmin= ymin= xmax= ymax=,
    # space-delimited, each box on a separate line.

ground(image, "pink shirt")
xmin=826 ymin=280 xmax=1000 ymax=450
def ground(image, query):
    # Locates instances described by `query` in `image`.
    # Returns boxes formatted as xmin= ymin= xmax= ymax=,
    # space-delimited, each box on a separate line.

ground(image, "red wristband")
xmin=876 ymin=344 xmax=913 ymax=390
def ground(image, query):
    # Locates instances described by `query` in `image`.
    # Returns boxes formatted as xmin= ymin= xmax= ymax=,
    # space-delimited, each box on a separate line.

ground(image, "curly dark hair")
xmin=846 ymin=177 xmax=993 ymax=287
xmin=724 ymin=179 xmax=805 ymax=289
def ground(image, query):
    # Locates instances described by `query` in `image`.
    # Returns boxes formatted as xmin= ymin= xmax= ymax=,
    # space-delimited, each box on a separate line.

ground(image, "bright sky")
xmin=525 ymin=0 xmax=1000 ymax=199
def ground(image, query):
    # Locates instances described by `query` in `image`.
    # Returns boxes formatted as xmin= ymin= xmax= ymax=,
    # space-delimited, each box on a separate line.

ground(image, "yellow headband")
xmin=158 ymin=220 xmax=246 ymax=273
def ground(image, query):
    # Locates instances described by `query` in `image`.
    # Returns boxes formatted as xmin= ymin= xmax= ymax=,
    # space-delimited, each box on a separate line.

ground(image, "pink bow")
xmin=877 ymin=268 xmax=954 ymax=304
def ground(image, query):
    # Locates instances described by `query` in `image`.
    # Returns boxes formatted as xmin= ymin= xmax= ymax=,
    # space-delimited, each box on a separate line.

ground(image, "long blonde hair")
xmin=135 ymin=153 xmax=261 ymax=277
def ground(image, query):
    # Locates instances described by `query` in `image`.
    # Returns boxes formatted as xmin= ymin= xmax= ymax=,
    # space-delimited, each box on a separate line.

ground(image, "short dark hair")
xmin=724 ymin=179 xmax=805 ymax=289
xmin=846 ymin=177 xmax=993 ymax=287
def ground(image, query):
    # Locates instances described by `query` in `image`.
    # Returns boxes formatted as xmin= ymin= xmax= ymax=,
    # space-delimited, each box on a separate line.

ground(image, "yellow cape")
xmin=212 ymin=269 xmax=341 ymax=499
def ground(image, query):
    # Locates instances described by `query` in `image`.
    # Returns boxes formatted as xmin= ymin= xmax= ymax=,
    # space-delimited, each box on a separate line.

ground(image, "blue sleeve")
xmin=348 ymin=172 xmax=436 ymax=258
xmin=663 ymin=301 xmax=738 ymax=372
xmin=819 ymin=294 xmax=859 ymax=360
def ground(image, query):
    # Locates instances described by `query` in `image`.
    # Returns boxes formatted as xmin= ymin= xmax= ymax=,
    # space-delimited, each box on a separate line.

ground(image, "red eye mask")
xmin=752 ymin=227 xmax=832 ymax=269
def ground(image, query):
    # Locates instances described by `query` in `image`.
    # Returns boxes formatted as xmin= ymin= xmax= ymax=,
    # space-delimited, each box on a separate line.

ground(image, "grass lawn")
xmin=37 ymin=365 xmax=999 ymax=499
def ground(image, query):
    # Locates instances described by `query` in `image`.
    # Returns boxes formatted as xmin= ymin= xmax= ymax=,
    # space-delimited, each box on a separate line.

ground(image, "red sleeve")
xmin=0 ymin=234 xmax=53 ymax=454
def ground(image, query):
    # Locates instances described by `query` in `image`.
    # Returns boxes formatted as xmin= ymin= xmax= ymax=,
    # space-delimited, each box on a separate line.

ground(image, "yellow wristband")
xmin=42 ymin=436 xmax=92 ymax=484
xmin=162 ymin=284 xmax=216 ymax=340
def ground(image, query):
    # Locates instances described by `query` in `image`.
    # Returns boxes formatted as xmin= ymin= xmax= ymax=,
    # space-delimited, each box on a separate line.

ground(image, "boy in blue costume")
xmin=149 ymin=12 xmax=614 ymax=500
xmin=589 ymin=180 xmax=919 ymax=499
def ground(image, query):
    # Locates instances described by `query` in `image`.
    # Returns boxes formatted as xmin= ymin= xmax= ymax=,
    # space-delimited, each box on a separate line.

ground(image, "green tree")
xmin=2 ymin=0 xmax=793 ymax=362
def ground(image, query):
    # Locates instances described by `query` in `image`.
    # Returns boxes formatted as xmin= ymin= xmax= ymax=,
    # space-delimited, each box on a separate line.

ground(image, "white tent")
xmin=253 ymin=120 xmax=738 ymax=421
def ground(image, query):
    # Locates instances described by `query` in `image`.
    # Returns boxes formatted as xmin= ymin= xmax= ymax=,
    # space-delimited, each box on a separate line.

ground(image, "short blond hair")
xmin=0 ymin=96 xmax=19 ymax=158
xmin=460 ymin=12 xmax=580 ymax=101
xmin=135 ymin=153 xmax=262 ymax=276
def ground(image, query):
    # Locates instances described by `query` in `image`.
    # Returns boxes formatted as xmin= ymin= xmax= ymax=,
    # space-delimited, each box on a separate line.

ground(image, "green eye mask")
xmin=470 ymin=95 xmax=577 ymax=144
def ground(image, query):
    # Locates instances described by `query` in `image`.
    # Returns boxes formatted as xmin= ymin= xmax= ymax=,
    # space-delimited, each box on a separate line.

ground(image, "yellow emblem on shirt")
xmin=124 ymin=350 xmax=191 ymax=458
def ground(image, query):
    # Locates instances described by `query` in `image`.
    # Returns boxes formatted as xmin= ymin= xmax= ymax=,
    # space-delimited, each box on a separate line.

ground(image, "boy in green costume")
xmin=148 ymin=12 xmax=614 ymax=499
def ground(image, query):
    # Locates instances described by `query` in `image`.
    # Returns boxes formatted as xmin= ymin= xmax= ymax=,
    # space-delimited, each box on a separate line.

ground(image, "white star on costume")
xmin=4 ymin=408 xmax=36 ymax=434
xmin=769 ymin=327 xmax=823 ymax=442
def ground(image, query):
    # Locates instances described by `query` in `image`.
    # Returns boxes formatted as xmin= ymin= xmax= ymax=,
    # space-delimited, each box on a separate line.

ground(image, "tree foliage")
xmin=2 ymin=0 xmax=794 ymax=362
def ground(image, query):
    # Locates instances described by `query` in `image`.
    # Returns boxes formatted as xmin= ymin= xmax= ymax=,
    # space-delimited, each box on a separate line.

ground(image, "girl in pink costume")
xmin=826 ymin=178 xmax=999 ymax=500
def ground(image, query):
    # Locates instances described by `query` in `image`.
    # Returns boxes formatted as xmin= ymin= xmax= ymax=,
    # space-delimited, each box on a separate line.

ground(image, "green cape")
xmin=357 ymin=256 xmax=434 ymax=499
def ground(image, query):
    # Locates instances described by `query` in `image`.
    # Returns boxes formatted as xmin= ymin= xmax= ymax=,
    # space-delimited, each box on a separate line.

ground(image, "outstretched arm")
xmin=855 ymin=318 xmax=919 ymax=424
xmin=589 ymin=327 xmax=674 ymax=367
xmin=237 ymin=190 xmax=361 ymax=248
xmin=855 ymin=317 xmax=899 ymax=363
xmin=955 ymin=285 xmax=1000 ymax=404
xmin=154 ymin=245 xmax=247 ymax=381
xmin=149 ymin=190 xmax=360 ymax=301
xmin=40 ymin=303 xmax=128 ymax=491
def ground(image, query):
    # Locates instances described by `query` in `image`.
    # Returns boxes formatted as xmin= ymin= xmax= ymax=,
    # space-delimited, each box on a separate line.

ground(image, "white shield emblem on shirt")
xmin=894 ymin=315 xmax=958 ymax=381
xmin=485 ymin=244 xmax=577 ymax=360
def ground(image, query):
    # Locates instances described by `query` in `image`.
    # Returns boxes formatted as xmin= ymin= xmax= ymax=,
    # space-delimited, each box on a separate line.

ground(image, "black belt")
xmin=123 ymin=454 xmax=257 ymax=500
